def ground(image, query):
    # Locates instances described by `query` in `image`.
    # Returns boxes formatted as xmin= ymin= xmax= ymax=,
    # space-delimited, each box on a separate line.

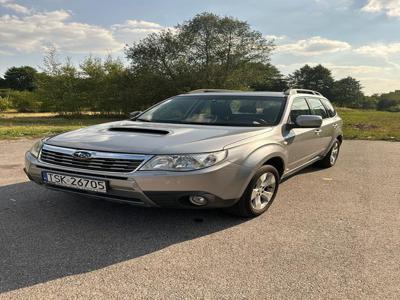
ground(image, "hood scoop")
xmin=108 ymin=126 xmax=170 ymax=135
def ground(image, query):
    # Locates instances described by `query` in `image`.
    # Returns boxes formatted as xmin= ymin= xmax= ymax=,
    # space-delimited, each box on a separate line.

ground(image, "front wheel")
xmin=228 ymin=165 xmax=280 ymax=218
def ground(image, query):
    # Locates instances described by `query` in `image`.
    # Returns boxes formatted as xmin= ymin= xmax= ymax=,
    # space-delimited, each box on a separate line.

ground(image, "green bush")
xmin=8 ymin=90 xmax=41 ymax=112
xmin=0 ymin=96 xmax=11 ymax=111
xmin=386 ymin=105 xmax=400 ymax=112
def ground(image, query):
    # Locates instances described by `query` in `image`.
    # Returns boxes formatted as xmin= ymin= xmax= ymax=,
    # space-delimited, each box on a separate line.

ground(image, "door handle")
xmin=314 ymin=129 xmax=322 ymax=135
xmin=332 ymin=124 xmax=338 ymax=128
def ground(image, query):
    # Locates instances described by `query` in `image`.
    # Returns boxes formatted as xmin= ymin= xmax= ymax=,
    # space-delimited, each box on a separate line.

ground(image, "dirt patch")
xmin=352 ymin=123 xmax=379 ymax=130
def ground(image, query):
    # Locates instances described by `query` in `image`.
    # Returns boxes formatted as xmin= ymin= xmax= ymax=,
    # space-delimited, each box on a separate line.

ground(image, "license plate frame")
xmin=42 ymin=171 xmax=108 ymax=193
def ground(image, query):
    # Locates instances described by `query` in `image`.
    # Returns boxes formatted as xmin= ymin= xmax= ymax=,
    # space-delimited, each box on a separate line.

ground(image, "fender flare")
xmin=234 ymin=143 xmax=288 ymax=197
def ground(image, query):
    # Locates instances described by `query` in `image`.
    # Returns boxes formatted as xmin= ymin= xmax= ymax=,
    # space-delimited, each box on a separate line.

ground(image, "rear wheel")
xmin=228 ymin=165 xmax=279 ymax=218
xmin=317 ymin=139 xmax=341 ymax=168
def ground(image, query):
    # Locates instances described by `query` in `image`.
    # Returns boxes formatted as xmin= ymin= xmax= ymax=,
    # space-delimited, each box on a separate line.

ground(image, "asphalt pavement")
xmin=0 ymin=139 xmax=399 ymax=299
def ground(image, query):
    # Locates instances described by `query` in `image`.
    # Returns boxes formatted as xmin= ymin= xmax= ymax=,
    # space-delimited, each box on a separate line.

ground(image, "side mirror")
xmin=294 ymin=115 xmax=322 ymax=128
xmin=129 ymin=111 xmax=142 ymax=120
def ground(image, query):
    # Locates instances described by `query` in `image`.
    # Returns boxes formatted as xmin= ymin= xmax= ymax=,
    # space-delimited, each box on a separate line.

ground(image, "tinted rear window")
xmin=307 ymin=97 xmax=328 ymax=119
xmin=320 ymin=98 xmax=336 ymax=117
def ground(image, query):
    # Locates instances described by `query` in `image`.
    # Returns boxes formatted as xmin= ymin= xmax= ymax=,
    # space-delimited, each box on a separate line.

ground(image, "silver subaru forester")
xmin=25 ymin=89 xmax=342 ymax=217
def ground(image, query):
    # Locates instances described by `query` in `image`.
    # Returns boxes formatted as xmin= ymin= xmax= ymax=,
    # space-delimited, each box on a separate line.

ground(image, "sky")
xmin=0 ymin=0 xmax=399 ymax=95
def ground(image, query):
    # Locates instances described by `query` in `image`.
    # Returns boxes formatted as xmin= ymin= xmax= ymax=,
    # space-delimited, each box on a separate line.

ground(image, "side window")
xmin=307 ymin=97 xmax=328 ymax=119
xmin=290 ymin=98 xmax=311 ymax=122
xmin=320 ymin=98 xmax=336 ymax=117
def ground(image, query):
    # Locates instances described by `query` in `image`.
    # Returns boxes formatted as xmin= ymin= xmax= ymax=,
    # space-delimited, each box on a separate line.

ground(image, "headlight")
xmin=140 ymin=150 xmax=227 ymax=171
xmin=29 ymin=138 xmax=45 ymax=158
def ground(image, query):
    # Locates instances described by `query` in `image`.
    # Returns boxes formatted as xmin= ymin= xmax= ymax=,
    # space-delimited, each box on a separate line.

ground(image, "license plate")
xmin=42 ymin=172 xmax=108 ymax=193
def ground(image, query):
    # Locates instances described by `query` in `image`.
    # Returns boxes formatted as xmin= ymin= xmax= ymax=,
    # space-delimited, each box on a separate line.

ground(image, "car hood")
xmin=46 ymin=120 xmax=274 ymax=154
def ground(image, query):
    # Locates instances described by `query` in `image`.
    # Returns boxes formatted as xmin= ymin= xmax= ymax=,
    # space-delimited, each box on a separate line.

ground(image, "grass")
xmin=0 ymin=112 xmax=122 ymax=139
xmin=336 ymin=108 xmax=400 ymax=141
xmin=1 ymin=109 xmax=399 ymax=141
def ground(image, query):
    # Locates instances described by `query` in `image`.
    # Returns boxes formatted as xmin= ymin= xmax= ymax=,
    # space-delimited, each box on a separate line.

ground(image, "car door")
xmin=306 ymin=97 xmax=333 ymax=153
xmin=284 ymin=97 xmax=323 ymax=170
xmin=321 ymin=97 xmax=342 ymax=142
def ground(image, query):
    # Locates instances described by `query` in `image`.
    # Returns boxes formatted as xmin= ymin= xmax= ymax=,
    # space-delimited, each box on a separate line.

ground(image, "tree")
xmin=377 ymin=90 xmax=400 ymax=112
xmin=37 ymin=49 xmax=82 ymax=114
xmin=126 ymin=12 xmax=275 ymax=94
xmin=177 ymin=12 xmax=274 ymax=87
xmin=362 ymin=94 xmax=379 ymax=109
xmin=41 ymin=46 xmax=62 ymax=76
xmin=331 ymin=77 xmax=364 ymax=107
xmin=3 ymin=66 xmax=37 ymax=91
xmin=0 ymin=77 xmax=6 ymax=88
xmin=80 ymin=55 xmax=133 ymax=113
xmin=249 ymin=63 xmax=288 ymax=91
xmin=287 ymin=64 xmax=334 ymax=98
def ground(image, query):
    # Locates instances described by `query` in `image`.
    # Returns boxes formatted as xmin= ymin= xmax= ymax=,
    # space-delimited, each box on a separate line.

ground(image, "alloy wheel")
xmin=250 ymin=172 xmax=276 ymax=211
xmin=330 ymin=142 xmax=339 ymax=165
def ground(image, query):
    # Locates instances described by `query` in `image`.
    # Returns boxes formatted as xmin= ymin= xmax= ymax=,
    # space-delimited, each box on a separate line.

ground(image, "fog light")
xmin=189 ymin=195 xmax=208 ymax=206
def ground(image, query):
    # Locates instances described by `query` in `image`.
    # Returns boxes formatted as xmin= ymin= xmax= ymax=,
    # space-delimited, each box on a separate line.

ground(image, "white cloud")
xmin=355 ymin=77 xmax=400 ymax=94
xmin=0 ymin=4 xmax=169 ymax=54
xmin=355 ymin=42 xmax=400 ymax=57
xmin=2 ymin=2 xmax=31 ymax=14
xmin=111 ymin=19 xmax=172 ymax=44
xmin=0 ymin=10 xmax=122 ymax=53
xmin=278 ymin=36 xmax=351 ymax=56
xmin=362 ymin=0 xmax=400 ymax=17
xmin=265 ymin=35 xmax=287 ymax=41
xmin=269 ymin=34 xmax=400 ymax=93
xmin=355 ymin=42 xmax=400 ymax=69
xmin=323 ymin=64 xmax=394 ymax=81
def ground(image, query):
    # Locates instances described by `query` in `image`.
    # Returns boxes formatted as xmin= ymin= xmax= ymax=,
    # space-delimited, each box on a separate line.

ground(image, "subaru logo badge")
xmin=73 ymin=151 xmax=92 ymax=160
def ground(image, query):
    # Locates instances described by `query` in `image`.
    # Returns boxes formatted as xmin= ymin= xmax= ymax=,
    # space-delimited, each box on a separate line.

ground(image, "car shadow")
xmin=0 ymin=182 xmax=245 ymax=293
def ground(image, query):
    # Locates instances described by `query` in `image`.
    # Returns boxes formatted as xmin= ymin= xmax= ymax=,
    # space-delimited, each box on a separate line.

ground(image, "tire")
xmin=227 ymin=165 xmax=280 ymax=218
xmin=317 ymin=139 xmax=341 ymax=168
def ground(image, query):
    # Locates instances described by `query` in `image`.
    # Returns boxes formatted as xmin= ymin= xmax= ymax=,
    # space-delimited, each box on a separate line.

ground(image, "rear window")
xmin=307 ymin=97 xmax=328 ymax=119
xmin=320 ymin=98 xmax=336 ymax=117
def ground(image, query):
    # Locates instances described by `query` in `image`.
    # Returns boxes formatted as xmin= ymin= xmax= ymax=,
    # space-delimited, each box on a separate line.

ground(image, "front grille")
xmin=40 ymin=147 xmax=145 ymax=173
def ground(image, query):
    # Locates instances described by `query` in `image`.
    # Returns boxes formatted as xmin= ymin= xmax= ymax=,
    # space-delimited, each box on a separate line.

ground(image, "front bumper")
xmin=24 ymin=151 xmax=250 ymax=208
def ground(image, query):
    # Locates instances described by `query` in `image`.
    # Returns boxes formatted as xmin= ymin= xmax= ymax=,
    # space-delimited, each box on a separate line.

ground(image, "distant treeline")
xmin=0 ymin=12 xmax=399 ymax=114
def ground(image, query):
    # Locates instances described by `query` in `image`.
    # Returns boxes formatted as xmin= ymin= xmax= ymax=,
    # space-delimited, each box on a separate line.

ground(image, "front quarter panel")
xmin=226 ymin=138 xmax=288 ymax=195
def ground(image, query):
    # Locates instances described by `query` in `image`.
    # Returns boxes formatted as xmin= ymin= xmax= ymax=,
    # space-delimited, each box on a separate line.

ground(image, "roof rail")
xmin=187 ymin=89 xmax=244 ymax=94
xmin=285 ymin=89 xmax=322 ymax=96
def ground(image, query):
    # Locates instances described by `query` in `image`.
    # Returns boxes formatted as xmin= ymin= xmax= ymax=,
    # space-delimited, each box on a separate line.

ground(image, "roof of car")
xmin=181 ymin=89 xmax=327 ymax=98
xmin=181 ymin=91 xmax=286 ymax=97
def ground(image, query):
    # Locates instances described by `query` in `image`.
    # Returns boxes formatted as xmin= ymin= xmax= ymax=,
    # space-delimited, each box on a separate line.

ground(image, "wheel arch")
xmin=229 ymin=142 xmax=288 ymax=198
xmin=263 ymin=156 xmax=285 ymax=179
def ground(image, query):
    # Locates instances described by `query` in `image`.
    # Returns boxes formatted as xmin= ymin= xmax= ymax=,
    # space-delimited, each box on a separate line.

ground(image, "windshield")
xmin=137 ymin=95 xmax=286 ymax=126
